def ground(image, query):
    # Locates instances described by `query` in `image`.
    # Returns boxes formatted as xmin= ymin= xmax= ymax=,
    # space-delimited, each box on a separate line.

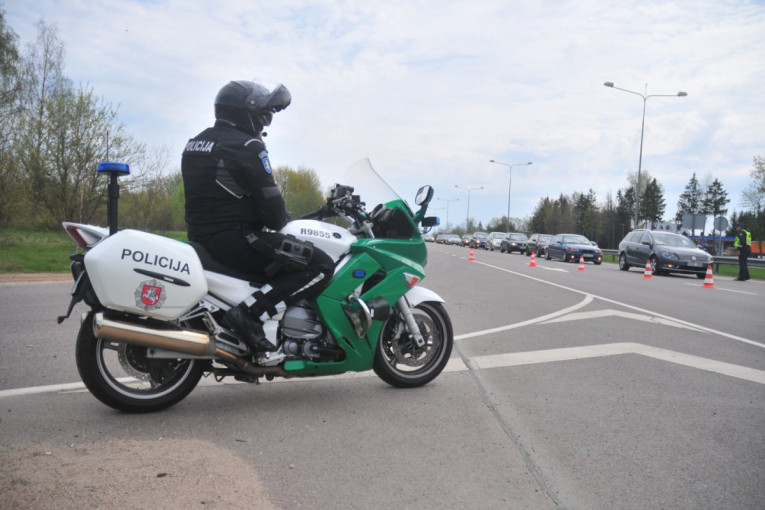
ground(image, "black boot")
xmin=224 ymin=304 xmax=272 ymax=351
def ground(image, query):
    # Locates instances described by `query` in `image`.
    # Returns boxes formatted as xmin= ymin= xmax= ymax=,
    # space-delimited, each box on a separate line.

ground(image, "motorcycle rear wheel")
xmin=75 ymin=311 xmax=206 ymax=413
xmin=373 ymin=301 xmax=453 ymax=388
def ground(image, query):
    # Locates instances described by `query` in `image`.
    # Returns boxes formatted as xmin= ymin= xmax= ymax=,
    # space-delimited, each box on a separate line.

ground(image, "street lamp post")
xmin=429 ymin=207 xmax=445 ymax=233
xmin=437 ymin=197 xmax=459 ymax=232
xmin=604 ymin=82 xmax=687 ymax=229
xmin=488 ymin=160 xmax=533 ymax=232
xmin=454 ymin=185 xmax=483 ymax=231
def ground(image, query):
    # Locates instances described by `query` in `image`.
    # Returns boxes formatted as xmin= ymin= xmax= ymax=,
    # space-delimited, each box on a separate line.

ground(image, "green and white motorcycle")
xmin=59 ymin=158 xmax=453 ymax=412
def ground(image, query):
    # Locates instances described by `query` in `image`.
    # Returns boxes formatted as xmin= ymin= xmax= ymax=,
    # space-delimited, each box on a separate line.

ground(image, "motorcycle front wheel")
xmin=75 ymin=311 xmax=206 ymax=413
xmin=373 ymin=301 xmax=453 ymax=388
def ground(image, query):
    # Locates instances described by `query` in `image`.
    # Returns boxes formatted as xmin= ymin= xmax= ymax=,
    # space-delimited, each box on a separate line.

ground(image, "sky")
xmin=5 ymin=0 xmax=765 ymax=231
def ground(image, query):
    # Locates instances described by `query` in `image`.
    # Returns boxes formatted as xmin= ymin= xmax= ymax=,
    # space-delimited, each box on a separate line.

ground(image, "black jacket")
xmin=181 ymin=120 xmax=288 ymax=240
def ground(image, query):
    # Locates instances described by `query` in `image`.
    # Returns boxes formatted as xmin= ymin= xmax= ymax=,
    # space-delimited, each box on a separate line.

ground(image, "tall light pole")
xmin=604 ymin=82 xmax=687 ymax=229
xmin=437 ymin=197 xmax=459 ymax=232
xmin=488 ymin=160 xmax=533 ymax=232
xmin=454 ymin=185 xmax=483 ymax=230
xmin=430 ymin=207 xmax=444 ymax=232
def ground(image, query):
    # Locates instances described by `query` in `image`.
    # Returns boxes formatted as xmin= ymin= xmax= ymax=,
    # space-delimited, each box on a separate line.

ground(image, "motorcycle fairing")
xmin=283 ymin=232 xmax=427 ymax=376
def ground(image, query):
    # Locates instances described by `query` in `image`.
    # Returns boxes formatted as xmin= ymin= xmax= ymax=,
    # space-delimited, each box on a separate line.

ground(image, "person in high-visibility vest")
xmin=733 ymin=223 xmax=752 ymax=281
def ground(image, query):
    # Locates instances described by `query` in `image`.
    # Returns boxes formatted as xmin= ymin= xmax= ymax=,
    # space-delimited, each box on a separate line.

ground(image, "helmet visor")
xmin=246 ymin=79 xmax=291 ymax=113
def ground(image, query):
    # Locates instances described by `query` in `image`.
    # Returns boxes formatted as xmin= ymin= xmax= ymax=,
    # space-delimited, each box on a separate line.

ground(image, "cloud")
xmin=6 ymin=0 xmax=765 ymax=226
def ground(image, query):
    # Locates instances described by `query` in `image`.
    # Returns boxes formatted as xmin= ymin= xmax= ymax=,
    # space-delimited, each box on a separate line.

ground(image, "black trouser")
xmin=198 ymin=229 xmax=335 ymax=316
xmin=738 ymin=247 xmax=751 ymax=280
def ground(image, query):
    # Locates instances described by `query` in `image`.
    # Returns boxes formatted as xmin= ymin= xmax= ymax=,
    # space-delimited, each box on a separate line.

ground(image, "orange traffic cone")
xmin=528 ymin=252 xmax=537 ymax=267
xmin=578 ymin=255 xmax=586 ymax=272
xmin=469 ymin=248 xmax=475 ymax=262
xmin=643 ymin=260 xmax=653 ymax=279
xmin=702 ymin=265 xmax=715 ymax=288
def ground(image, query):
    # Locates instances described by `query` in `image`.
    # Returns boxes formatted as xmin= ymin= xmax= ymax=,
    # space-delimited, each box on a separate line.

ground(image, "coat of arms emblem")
xmin=135 ymin=279 xmax=167 ymax=310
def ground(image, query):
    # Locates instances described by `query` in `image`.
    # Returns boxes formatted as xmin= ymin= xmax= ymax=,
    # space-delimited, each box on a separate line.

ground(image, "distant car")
xmin=526 ymin=233 xmax=554 ymax=257
xmin=436 ymin=234 xmax=448 ymax=244
xmin=546 ymin=234 xmax=603 ymax=264
xmin=501 ymin=233 xmax=529 ymax=254
xmin=460 ymin=234 xmax=472 ymax=247
xmin=618 ymin=229 xmax=712 ymax=279
xmin=469 ymin=232 xmax=488 ymax=249
xmin=424 ymin=233 xmax=435 ymax=243
xmin=446 ymin=234 xmax=462 ymax=245
xmin=486 ymin=231 xmax=507 ymax=251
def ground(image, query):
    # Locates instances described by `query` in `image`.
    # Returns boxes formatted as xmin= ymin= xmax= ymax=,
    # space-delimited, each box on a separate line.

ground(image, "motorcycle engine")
xmin=280 ymin=302 xmax=326 ymax=359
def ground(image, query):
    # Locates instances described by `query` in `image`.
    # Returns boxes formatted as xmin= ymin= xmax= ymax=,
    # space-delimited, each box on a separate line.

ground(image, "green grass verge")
xmin=0 ymin=229 xmax=188 ymax=274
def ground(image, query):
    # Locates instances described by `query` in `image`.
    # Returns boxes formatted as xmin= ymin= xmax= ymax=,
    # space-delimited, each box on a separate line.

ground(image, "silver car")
xmin=486 ymin=231 xmax=507 ymax=251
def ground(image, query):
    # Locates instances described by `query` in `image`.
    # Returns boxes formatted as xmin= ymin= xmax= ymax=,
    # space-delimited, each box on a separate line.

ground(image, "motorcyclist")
xmin=181 ymin=79 xmax=334 ymax=351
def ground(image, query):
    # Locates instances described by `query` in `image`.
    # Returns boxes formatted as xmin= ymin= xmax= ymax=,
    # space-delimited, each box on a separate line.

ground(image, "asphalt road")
xmin=1 ymin=245 xmax=763 ymax=509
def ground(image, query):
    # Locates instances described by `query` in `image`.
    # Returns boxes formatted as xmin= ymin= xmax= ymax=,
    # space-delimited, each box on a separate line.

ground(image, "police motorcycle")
xmin=58 ymin=158 xmax=452 ymax=412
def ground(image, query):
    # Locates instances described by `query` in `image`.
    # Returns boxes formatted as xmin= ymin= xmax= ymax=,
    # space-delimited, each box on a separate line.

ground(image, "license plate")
xmin=687 ymin=262 xmax=702 ymax=267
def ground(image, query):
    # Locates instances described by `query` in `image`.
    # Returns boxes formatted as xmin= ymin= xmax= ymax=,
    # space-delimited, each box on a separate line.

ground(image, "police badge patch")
xmin=135 ymin=279 xmax=167 ymax=311
xmin=259 ymin=150 xmax=272 ymax=174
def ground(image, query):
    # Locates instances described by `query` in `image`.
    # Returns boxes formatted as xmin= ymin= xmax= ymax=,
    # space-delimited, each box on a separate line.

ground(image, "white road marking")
xmin=466 ymin=342 xmax=765 ymax=385
xmin=455 ymin=295 xmax=593 ymax=340
xmin=539 ymin=267 xmax=568 ymax=272
xmin=0 ymin=382 xmax=89 ymax=398
xmin=541 ymin=309 xmax=704 ymax=331
xmin=2 ymin=341 xmax=763 ymax=400
xmin=473 ymin=259 xmax=765 ymax=350
xmin=686 ymin=283 xmax=758 ymax=295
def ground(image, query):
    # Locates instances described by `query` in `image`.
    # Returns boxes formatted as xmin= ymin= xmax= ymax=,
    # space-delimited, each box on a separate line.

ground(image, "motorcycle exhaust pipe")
xmin=93 ymin=312 xmax=217 ymax=357
xmin=92 ymin=313 xmax=292 ymax=378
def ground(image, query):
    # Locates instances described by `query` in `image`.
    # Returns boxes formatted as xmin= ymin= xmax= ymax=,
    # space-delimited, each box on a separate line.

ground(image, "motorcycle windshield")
xmin=341 ymin=158 xmax=405 ymax=211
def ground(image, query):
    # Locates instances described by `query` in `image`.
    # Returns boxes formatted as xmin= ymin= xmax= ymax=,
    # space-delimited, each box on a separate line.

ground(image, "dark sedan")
xmin=469 ymin=232 xmax=488 ymax=249
xmin=546 ymin=234 xmax=602 ymax=264
xmin=526 ymin=233 xmax=553 ymax=257
xmin=500 ymin=233 xmax=528 ymax=254
xmin=618 ymin=229 xmax=713 ymax=279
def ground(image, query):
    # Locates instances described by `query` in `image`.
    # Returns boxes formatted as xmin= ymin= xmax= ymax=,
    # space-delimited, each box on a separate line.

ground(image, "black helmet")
xmin=214 ymin=79 xmax=291 ymax=134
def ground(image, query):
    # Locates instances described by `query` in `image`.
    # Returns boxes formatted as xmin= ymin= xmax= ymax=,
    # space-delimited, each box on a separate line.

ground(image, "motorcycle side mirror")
xmin=415 ymin=185 xmax=433 ymax=206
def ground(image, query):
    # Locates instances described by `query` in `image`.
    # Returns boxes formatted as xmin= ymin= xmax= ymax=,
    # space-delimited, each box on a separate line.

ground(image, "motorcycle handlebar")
xmin=300 ymin=185 xmax=370 ymax=224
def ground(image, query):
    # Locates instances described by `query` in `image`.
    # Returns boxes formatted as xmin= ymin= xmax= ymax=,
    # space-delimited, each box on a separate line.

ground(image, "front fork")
xmin=396 ymin=296 xmax=425 ymax=348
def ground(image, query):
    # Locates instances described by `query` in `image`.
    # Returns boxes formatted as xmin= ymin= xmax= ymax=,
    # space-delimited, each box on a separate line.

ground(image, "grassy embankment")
xmin=0 ymin=229 xmax=187 ymax=274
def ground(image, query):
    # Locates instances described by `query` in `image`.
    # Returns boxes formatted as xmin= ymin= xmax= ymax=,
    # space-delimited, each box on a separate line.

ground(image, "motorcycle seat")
xmin=189 ymin=241 xmax=268 ymax=284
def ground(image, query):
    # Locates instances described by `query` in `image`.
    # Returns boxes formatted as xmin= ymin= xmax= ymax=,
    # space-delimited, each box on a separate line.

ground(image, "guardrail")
xmin=600 ymin=249 xmax=765 ymax=268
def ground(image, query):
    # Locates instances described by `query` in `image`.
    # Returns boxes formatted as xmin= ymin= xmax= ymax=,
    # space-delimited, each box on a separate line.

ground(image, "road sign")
xmin=713 ymin=216 xmax=729 ymax=231
xmin=682 ymin=213 xmax=706 ymax=231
